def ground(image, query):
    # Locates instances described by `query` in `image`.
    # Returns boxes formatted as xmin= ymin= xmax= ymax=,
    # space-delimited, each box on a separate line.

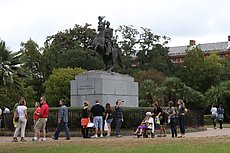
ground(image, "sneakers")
xmin=116 ymin=135 xmax=122 ymax=138
xmin=52 ymin=136 xmax=58 ymax=140
xmin=100 ymin=134 xmax=103 ymax=138
xmin=21 ymin=138 xmax=27 ymax=142
xmin=12 ymin=137 xmax=18 ymax=142
xmin=41 ymin=138 xmax=46 ymax=141
xmin=65 ymin=138 xmax=71 ymax=140
xmin=91 ymin=134 xmax=98 ymax=138
xmin=32 ymin=138 xmax=37 ymax=141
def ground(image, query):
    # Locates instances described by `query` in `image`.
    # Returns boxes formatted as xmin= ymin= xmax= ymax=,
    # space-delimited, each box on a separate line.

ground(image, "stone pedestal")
xmin=70 ymin=70 xmax=138 ymax=107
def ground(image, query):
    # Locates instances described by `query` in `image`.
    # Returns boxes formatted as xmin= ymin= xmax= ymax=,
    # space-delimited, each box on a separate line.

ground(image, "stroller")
xmin=135 ymin=112 xmax=155 ymax=138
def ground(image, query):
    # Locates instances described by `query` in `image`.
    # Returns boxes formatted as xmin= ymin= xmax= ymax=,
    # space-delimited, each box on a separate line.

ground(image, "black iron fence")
xmin=1 ymin=107 xmax=204 ymax=131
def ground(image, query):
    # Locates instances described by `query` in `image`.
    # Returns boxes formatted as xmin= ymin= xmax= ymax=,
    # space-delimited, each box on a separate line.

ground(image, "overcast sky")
xmin=1 ymin=0 xmax=230 ymax=51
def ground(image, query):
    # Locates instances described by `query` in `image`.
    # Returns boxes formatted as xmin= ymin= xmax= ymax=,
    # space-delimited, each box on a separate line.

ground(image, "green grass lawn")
xmin=0 ymin=136 xmax=230 ymax=153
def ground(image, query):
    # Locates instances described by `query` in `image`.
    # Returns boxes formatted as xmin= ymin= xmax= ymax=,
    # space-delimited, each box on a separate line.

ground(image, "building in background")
xmin=169 ymin=35 xmax=230 ymax=64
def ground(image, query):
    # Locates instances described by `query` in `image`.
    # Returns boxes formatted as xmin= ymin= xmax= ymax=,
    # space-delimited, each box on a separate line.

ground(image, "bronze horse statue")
xmin=90 ymin=20 xmax=123 ymax=71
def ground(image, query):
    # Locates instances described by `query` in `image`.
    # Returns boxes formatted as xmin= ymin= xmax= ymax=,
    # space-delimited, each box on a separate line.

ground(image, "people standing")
xmin=168 ymin=101 xmax=177 ymax=138
xmin=81 ymin=101 xmax=91 ymax=138
xmin=52 ymin=99 xmax=71 ymax=140
xmin=105 ymin=103 xmax=113 ymax=137
xmin=153 ymin=101 xmax=166 ymax=137
xmin=177 ymin=99 xmax=187 ymax=138
xmin=90 ymin=100 xmax=105 ymax=138
xmin=115 ymin=100 xmax=124 ymax=138
xmin=12 ymin=97 xmax=27 ymax=142
xmin=210 ymin=104 xmax=218 ymax=129
xmin=217 ymin=104 xmax=224 ymax=129
xmin=33 ymin=96 xmax=49 ymax=141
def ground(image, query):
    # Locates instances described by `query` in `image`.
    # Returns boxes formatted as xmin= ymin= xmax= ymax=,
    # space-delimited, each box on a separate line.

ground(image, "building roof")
xmin=169 ymin=41 xmax=228 ymax=55
xmin=168 ymin=46 xmax=187 ymax=55
xmin=197 ymin=41 xmax=228 ymax=52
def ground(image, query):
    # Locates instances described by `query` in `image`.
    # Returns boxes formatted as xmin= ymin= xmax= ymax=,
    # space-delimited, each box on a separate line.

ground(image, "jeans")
xmin=93 ymin=116 xmax=103 ymax=129
xmin=115 ymin=118 xmax=122 ymax=136
xmin=170 ymin=118 xmax=177 ymax=137
xmin=178 ymin=115 xmax=185 ymax=135
xmin=54 ymin=122 xmax=70 ymax=139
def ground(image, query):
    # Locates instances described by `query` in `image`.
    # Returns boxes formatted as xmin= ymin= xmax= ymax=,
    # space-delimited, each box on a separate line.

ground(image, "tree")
xmin=176 ymin=47 xmax=205 ymax=92
xmin=219 ymin=59 xmax=230 ymax=81
xmin=162 ymin=77 xmax=205 ymax=109
xmin=202 ymin=53 xmax=222 ymax=89
xmin=133 ymin=70 xmax=166 ymax=84
xmin=43 ymin=67 xmax=85 ymax=106
xmin=114 ymin=26 xmax=172 ymax=75
xmin=42 ymin=23 xmax=100 ymax=79
xmin=139 ymin=80 xmax=162 ymax=107
xmin=205 ymin=80 xmax=230 ymax=118
xmin=136 ymin=27 xmax=172 ymax=74
xmin=176 ymin=48 xmax=222 ymax=92
xmin=20 ymin=39 xmax=44 ymax=99
xmin=114 ymin=25 xmax=139 ymax=69
xmin=0 ymin=40 xmax=27 ymax=108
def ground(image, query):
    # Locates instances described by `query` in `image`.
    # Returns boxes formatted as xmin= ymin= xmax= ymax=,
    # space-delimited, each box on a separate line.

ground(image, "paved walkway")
xmin=0 ymin=128 xmax=229 ymax=143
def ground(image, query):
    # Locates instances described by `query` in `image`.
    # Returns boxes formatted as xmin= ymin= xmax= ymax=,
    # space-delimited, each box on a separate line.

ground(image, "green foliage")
xmin=139 ymin=80 xmax=164 ymax=106
xmin=176 ymin=48 xmax=222 ymax=92
xmin=219 ymin=59 xmax=230 ymax=81
xmin=115 ymin=26 xmax=172 ymax=74
xmin=23 ymin=85 xmax=37 ymax=107
xmin=176 ymin=47 xmax=205 ymax=91
xmin=20 ymin=39 xmax=44 ymax=100
xmin=0 ymin=40 xmax=29 ymax=107
xmin=205 ymin=80 xmax=230 ymax=115
xmin=136 ymin=27 xmax=172 ymax=74
xmin=42 ymin=23 xmax=99 ymax=79
xmin=133 ymin=70 xmax=166 ymax=84
xmin=162 ymin=77 xmax=205 ymax=109
xmin=43 ymin=67 xmax=85 ymax=106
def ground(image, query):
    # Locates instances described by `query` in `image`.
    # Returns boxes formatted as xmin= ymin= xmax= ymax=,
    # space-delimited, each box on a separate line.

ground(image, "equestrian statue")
xmin=90 ymin=16 xmax=123 ymax=71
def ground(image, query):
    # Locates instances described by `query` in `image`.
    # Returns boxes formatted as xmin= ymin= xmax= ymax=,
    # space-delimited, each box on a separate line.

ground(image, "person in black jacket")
xmin=90 ymin=100 xmax=105 ymax=138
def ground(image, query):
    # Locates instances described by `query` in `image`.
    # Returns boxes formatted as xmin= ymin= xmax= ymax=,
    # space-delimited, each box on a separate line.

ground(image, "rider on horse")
xmin=90 ymin=16 xmax=123 ymax=71
xmin=96 ymin=16 xmax=113 ymax=56
xmin=104 ymin=21 xmax=113 ymax=56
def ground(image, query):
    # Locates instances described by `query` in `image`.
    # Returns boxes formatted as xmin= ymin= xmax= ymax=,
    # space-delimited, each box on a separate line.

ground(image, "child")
xmin=33 ymin=102 xmax=41 ymax=140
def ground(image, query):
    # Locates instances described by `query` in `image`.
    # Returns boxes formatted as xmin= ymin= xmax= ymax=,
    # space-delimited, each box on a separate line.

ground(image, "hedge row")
xmin=2 ymin=107 xmax=204 ymax=131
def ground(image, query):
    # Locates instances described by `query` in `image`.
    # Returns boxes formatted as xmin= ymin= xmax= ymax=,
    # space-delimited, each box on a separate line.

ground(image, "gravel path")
xmin=0 ymin=128 xmax=229 ymax=143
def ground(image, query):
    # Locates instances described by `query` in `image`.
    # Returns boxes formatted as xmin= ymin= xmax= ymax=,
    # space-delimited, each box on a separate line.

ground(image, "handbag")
xmin=156 ymin=117 xmax=160 ymax=124
xmin=14 ymin=116 xmax=19 ymax=122
xmin=168 ymin=118 xmax=171 ymax=124
xmin=14 ymin=109 xmax=19 ymax=122
xmin=87 ymin=122 xmax=94 ymax=128
xmin=104 ymin=121 xmax=108 ymax=131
